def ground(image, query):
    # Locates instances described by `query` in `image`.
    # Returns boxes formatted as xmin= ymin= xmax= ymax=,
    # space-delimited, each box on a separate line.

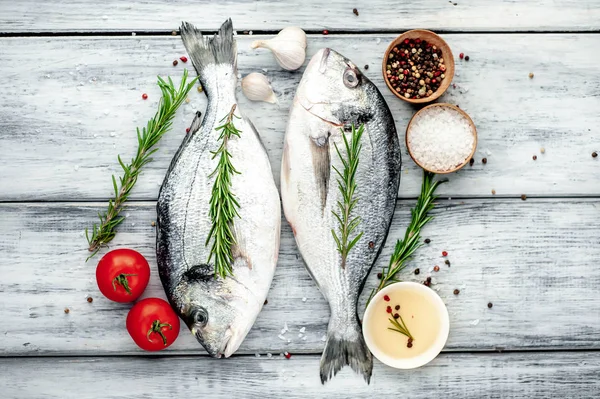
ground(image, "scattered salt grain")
xmin=131 ymin=223 xmax=136 ymax=227
xmin=299 ymin=327 xmax=305 ymax=333
xmin=249 ymin=31 xmax=253 ymax=35
xmin=102 ymin=15 xmax=108 ymax=20
xmin=278 ymin=334 xmax=286 ymax=341
xmin=110 ymin=132 xmax=116 ymax=137
xmin=302 ymin=297 xmax=307 ymax=302
xmin=93 ymin=134 xmax=97 ymax=138
xmin=144 ymin=44 xmax=149 ymax=50
xmin=262 ymin=68 xmax=268 ymax=73
xmin=321 ymin=335 xmax=327 ymax=342
xmin=283 ymin=322 xmax=288 ymax=332
xmin=267 ymin=352 xmax=272 ymax=358
xmin=44 ymin=74 xmax=50 ymax=79
xmin=407 ymin=106 xmax=475 ymax=172
xmin=132 ymin=32 xmax=136 ymax=36
xmin=376 ymin=38 xmax=381 ymax=44
xmin=298 ymin=333 xmax=304 ymax=338
xmin=302 ymin=336 xmax=307 ymax=341
xmin=74 ymin=165 xmax=79 ymax=171
xmin=255 ymin=353 xmax=260 ymax=358
xmin=470 ymin=319 xmax=480 ymax=326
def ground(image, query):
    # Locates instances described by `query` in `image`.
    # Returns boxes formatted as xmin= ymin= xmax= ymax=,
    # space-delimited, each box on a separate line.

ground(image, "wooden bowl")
xmin=405 ymin=103 xmax=477 ymax=174
xmin=382 ymin=30 xmax=455 ymax=104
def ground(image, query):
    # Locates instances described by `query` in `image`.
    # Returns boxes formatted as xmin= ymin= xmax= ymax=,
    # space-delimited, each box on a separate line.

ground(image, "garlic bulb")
xmin=241 ymin=72 xmax=277 ymax=104
xmin=251 ymin=27 xmax=306 ymax=71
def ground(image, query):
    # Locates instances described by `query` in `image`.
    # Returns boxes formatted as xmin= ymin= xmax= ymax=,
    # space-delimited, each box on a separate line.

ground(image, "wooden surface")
xmin=1 ymin=1 xmax=600 ymax=397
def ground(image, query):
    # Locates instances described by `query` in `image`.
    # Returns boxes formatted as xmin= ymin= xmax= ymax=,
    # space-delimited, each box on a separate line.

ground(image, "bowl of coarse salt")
xmin=406 ymin=103 xmax=477 ymax=174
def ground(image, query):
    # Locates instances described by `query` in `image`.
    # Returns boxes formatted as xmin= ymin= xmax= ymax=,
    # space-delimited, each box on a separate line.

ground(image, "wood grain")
xmin=1 ymin=34 xmax=599 ymax=201
xmin=1 ymin=352 xmax=599 ymax=398
xmin=1 ymin=0 xmax=599 ymax=33
xmin=1 ymin=198 xmax=599 ymax=356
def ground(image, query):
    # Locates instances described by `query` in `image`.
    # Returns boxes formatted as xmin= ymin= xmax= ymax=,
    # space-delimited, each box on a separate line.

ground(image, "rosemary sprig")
xmin=367 ymin=171 xmax=447 ymax=304
xmin=388 ymin=314 xmax=414 ymax=340
xmin=331 ymin=124 xmax=364 ymax=269
xmin=206 ymin=105 xmax=242 ymax=279
xmin=86 ymin=70 xmax=197 ymax=260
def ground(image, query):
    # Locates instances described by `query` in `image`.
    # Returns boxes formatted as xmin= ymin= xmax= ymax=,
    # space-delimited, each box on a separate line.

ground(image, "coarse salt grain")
xmin=407 ymin=106 xmax=475 ymax=172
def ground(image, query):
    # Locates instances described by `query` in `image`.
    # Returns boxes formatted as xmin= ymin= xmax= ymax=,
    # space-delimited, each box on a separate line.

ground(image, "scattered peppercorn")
xmin=180 ymin=56 xmax=188 ymax=63
xmin=393 ymin=313 xmax=399 ymax=319
xmin=414 ymin=268 xmax=420 ymax=275
xmin=407 ymin=342 xmax=413 ymax=348
xmin=442 ymin=251 xmax=448 ymax=257
xmin=434 ymin=265 xmax=440 ymax=272
xmin=151 ymin=221 xmax=156 ymax=227
xmin=386 ymin=306 xmax=392 ymax=313
xmin=186 ymin=128 xmax=190 ymax=133
xmin=453 ymin=289 xmax=460 ymax=295
xmin=323 ymin=30 xmax=329 ymax=35
xmin=364 ymin=64 xmax=369 ymax=70
xmin=197 ymin=85 xmax=203 ymax=93
xmin=87 ymin=297 xmax=93 ymax=303
xmin=533 ymin=155 xmax=537 ymax=160
xmin=395 ymin=305 xmax=400 ymax=310
xmin=465 ymin=55 xmax=470 ymax=61
xmin=264 ymin=299 xmax=268 ymax=305
xmin=384 ymin=295 xmax=390 ymax=302
xmin=173 ymin=60 xmax=178 ymax=66
xmin=284 ymin=351 xmax=292 ymax=359
xmin=377 ymin=272 xmax=383 ymax=279
xmin=487 ymin=302 xmax=493 ymax=308
xmin=424 ymin=281 xmax=430 ymax=287
xmin=482 ymin=157 xmax=487 ymax=164
xmin=171 ymin=31 xmax=177 ymax=36
xmin=368 ymin=241 xmax=375 ymax=249
xmin=492 ymin=189 xmax=496 ymax=195
xmin=593 ymin=151 xmax=598 ymax=158
xmin=540 ymin=148 xmax=545 ymax=154
xmin=142 ymin=93 xmax=148 ymax=100
xmin=469 ymin=158 xmax=474 ymax=166
xmin=424 ymin=238 xmax=431 ymax=244
xmin=352 ymin=8 xmax=359 ymax=16
xmin=444 ymin=260 xmax=450 ymax=266
xmin=459 ymin=52 xmax=464 ymax=59
xmin=521 ymin=194 xmax=527 ymax=201
xmin=64 ymin=308 xmax=70 ymax=314
xmin=528 ymin=72 xmax=534 ymax=79
xmin=426 ymin=276 xmax=432 ymax=283
xmin=385 ymin=38 xmax=446 ymax=100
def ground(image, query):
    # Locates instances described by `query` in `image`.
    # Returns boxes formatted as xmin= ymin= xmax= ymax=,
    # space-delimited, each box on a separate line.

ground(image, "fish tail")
xmin=320 ymin=319 xmax=373 ymax=384
xmin=179 ymin=19 xmax=237 ymax=92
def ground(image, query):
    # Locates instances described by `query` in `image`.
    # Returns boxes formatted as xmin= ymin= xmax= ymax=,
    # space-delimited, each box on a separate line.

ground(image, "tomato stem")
xmin=147 ymin=320 xmax=173 ymax=346
xmin=112 ymin=273 xmax=137 ymax=295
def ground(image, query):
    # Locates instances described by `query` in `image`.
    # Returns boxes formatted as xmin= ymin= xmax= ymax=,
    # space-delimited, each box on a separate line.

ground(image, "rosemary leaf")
xmin=86 ymin=70 xmax=197 ymax=260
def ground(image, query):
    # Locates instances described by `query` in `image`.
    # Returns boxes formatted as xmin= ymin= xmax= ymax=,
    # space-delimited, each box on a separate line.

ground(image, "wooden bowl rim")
xmin=382 ymin=29 xmax=455 ymax=104
xmin=405 ymin=103 xmax=478 ymax=174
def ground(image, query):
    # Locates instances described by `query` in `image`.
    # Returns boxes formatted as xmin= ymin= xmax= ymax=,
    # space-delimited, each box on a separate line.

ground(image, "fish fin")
xmin=309 ymin=135 xmax=330 ymax=212
xmin=180 ymin=19 xmax=237 ymax=86
xmin=320 ymin=322 xmax=373 ymax=384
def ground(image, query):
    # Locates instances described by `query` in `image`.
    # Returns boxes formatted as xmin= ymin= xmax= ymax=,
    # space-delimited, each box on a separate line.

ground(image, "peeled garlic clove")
xmin=251 ymin=27 xmax=306 ymax=71
xmin=241 ymin=72 xmax=278 ymax=104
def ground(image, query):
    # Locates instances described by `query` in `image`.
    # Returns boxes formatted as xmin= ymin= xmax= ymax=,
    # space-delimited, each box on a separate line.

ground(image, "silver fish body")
xmin=156 ymin=20 xmax=281 ymax=358
xmin=281 ymin=48 xmax=401 ymax=383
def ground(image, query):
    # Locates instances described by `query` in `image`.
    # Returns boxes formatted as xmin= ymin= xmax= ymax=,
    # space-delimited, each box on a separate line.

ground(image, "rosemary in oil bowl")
xmin=206 ymin=105 xmax=242 ymax=279
xmin=331 ymin=124 xmax=364 ymax=269
xmin=86 ymin=70 xmax=197 ymax=259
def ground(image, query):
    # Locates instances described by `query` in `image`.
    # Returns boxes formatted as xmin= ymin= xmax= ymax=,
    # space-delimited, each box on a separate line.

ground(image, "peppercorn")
xmin=322 ymin=30 xmax=329 ymax=35
xmin=521 ymin=194 xmax=527 ymax=201
xmin=529 ymin=72 xmax=534 ymax=79
xmin=352 ymin=8 xmax=359 ymax=16
xmin=453 ymin=289 xmax=460 ymax=295
xmin=593 ymin=152 xmax=598 ymax=158
xmin=377 ymin=272 xmax=382 ymax=279
xmin=469 ymin=158 xmax=474 ymax=166
xmin=180 ymin=56 xmax=188 ymax=63
xmin=540 ymin=148 xmax=545 ymax=154
xmin=426 ymin=276 xmax=432 ymax=283
xmin=442 ymin=251 xmax=448 ymax=257
xmin=386 ymin=306 xmax=392 ymax=313
xmin=64 ymin=308 xmax=70 ymax=314
xmin=87 ymin=297 xmax=93 ymax=303
xmin=482 ymin=158 xmax=487 ymax=164
xmin=284 ymin=351 xmax=292 ymax=359
xmin=414 ymin=268 xmax=420 ymax=275
xmin=487 ymin=302 xmax=493 ymax=308
xmin=459 ymin=53 xmax=464 ymax=59
xmin=393 ymin=313 xmax=399 ymax=319
xmin=384 ymin=295 xmax=390 ymax=302
xmin=434 ymin=265 xmax=440 ymax=272
xmin=173 ymin=60 xmax=178 ymax=66
xmin=444 ymin=260 xmax=450 ymax=266
xmin=533 ymin=155 xmax=537 ymax=160
xmin=197 ymin=85 xmax=203 ymax=93
xmin=151 ymin=221 xmax=156 ymax=226
xmin=142 ymin=93 xmax=148 ymax=100
xmin=368 ymin=241 xmax=375 ymax=249
xmin=424 ymin=238 xmax=431 ymax=244
xmin=364 ymin=64 xmax=369 ymax=70
xmin=492 ymin=189 xmax=496 ymax=195
xmin=264 ymin=299 xmax=268 ymax=305
xmin=395 ymin=305 xmax=400 ymax=310
xmin=171 ymin=31 xmax=177 ymax=36
xmin=186 ymin=128 xmax=190 ymax=133
xmin=465 ymin=55 xmax=470 ymax=61
xmin=424 ymin=281 xmax=430 ymax=287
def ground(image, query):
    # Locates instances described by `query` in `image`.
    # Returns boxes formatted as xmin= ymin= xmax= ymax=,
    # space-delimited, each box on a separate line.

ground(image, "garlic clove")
xmin=251 ymin=27 xmax=306 ymax=71
xmin=241 ymin=72 xmax=278 ymax=104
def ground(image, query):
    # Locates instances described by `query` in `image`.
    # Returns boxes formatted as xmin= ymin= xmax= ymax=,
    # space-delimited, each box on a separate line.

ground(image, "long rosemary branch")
xmin=331 ymin=124 xmax=364 ymax=269
xmin=85 ymin=70 xmax=197 ymax=259
xmin=206 ymin=105 xmax=241 ymax=279
xmin=367 ymin=171 xmax=447 ymax=304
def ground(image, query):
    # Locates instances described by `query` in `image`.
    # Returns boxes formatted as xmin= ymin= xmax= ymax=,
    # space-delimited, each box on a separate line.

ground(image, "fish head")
xmin=169 ymin=264 xmax=251 ymax=358
xmin=296 ymin=48 xmax=373 ymax=127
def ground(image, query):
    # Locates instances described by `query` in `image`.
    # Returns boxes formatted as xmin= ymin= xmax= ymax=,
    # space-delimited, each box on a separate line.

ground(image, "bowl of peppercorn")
xmin=382 ymin=30 xmax=455 ymax=104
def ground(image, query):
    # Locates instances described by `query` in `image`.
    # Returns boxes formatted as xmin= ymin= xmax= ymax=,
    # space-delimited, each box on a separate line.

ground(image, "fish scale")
xmin=281 ymin=48 xmax=401 ymax=384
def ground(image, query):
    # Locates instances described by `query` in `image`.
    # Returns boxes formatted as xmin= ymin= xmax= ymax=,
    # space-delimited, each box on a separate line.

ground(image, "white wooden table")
xmin=1 ymin=1 xmax=599 ymax=397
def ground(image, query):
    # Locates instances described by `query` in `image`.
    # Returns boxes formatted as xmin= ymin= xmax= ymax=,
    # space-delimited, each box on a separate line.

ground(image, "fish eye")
xmin=343 ymin=68 xmax=359 ymax=88
xmin=192 ymin=308 xmax=208 ymax=326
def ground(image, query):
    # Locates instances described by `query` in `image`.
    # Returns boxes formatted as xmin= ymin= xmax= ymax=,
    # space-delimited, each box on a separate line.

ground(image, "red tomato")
xmin=126 ymin=298 xmax=180 ymax=351
xmin=96 ymin=249 xmax=150 ymax=302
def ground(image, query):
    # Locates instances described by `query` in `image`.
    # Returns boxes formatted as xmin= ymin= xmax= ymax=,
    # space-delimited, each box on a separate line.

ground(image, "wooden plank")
xmin=1 ymin=198 xmax=600 ymax=356
xmin=1 ymin=34 xmax=599 ymax=201
xmin=1 ymin=352 xmax=600 ymax=398
xmin=1 ymin=1 xmax=600 ymax=33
